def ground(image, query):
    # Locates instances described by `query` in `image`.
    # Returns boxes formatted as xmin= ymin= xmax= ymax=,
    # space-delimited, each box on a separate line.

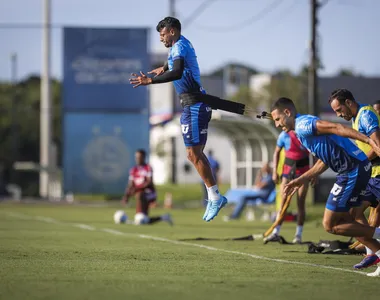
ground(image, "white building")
xmin=148 ymin=61 xmax=278 ymax=187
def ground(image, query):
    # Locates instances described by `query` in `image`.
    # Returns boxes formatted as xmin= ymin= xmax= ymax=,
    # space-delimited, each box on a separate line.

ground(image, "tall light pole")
xmin=40 ymin=0 xmax=52 ymax=198
xmin=169 ymin=0 xmax=175 ymax=16
xmin=169 ymin=0 xmax=177 ymax=184
xmin=309 ymin=0 xmax=320 ymax=204
xmin=10 ymin=53 xmax=18 ymax=183
xmin=308 ymin=0 xmax=318 ymax=116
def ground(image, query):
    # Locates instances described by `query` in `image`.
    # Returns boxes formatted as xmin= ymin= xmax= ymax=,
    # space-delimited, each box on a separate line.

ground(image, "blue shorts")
xmin=180 ymin=102 xmax=212 ymax=147
xmin=326 ymin=161 xmax=372 ymax=212
xmin=361 ymin=177 xmax=380 ymax=208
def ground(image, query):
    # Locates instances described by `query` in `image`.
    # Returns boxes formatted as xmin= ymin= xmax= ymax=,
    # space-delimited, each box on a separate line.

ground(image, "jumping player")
xmin=265 ymin=130 xmax=311 ymax=244
xmin=121 ymin=149 xmax=173 ymax=225
xmin=129 ymin=17 xmax=227 ymax=222
xmin=270 ymin=97 xmax=380 ymax=270
xmin=329 ymin=89 xmax=380 ymax=269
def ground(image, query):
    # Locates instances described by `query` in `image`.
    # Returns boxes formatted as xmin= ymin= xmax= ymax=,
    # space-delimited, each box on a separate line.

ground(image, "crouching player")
xmin=121 ymin=149 xmax=173 ymax=225
xmin=271 ymin=97 xmax=380 ymax=277
xmin=329 ymin=89 xmax=380 ymax=270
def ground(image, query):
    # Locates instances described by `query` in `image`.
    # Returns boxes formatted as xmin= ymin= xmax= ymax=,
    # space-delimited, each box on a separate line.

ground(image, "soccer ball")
xmin=113 ymin=210 xmax=128 ymax=224
xmin=134 ymin=212 xmax=149 ymax=225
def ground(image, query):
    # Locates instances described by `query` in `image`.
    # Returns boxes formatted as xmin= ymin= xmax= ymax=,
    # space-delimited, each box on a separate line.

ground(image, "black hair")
xmin=156 ymin=17 xmax=181 ymax=32
xmin=136 ymin=149 xmax=146 ymax=157
xmin=271 ymin=97 xmax=296 ymax=113
xmin=374 ymin=100 xmax=380 ymax=105
xmin=329 ymin=88 xmax=356 ymax=104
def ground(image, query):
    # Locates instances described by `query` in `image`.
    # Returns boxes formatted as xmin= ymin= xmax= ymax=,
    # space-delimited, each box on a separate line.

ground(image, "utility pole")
xmin=10 ymin=53 xmax=18 ymax=184
xmin=169 ymin=0 xmax=177 ymax=184
xmin=309 ymin=0 xmax=319 ymax=204
xmin=40 ymin=0 xmax=52 ymax=198
xmin=169 ymin=0 xmax=177 ymax=119
xmin=169 ymin=0 xmax=175 ymax=17
xmin=309 ymin=0 xmax=319 ymax=116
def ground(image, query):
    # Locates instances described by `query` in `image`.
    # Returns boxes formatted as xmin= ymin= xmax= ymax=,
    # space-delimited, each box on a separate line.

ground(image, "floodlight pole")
xmin=40 ymin=0 xmax=52 ymax=198
xmin=169 ymin=0 xmax=177 ymax=184
xmin=10 ymin=53 xmax=18 ymax=184
xmin=309 ymin=0 xmax=319 ymax=204
xmin=309 ymin=0 xmax=318 ymax=117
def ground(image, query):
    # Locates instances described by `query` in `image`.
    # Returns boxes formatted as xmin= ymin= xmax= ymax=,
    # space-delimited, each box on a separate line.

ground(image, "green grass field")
xmin=75 ymin=183 xmax=232 ymax=205
xmin=0 ymin=202 xmax=378 ymax=300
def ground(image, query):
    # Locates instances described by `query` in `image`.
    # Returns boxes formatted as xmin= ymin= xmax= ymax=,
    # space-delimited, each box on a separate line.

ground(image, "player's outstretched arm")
xmin=150 ymin=58 xmax=184 ymax=84
xmin=129 ymin=59 xmax=184 ymax=88
xmin=299 ymin=159 xmax=328 ymax=180
xmin=147 ymin=62 xmax=168 ymax=78
xmin=283 ymin=159 xmax=327 ymax=197
xmin=315 ymin=120 xmax=380 ymax=157
xmin=129 ymin=71 xmax=151 ymax=88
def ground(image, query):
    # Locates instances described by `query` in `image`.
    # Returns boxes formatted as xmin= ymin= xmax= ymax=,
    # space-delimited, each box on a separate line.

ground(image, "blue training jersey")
xmin=277 ymin=131 xmax=308 ymax=151
xmin=276 ymin=131 xmax=290 ymax=150
xmin=295 ymin=114 xmax=367 ymax=173
xmin=352 ymin=103 xmax=380 ymax=137
xmin=168 ymin=35 xmax=204 ymax=95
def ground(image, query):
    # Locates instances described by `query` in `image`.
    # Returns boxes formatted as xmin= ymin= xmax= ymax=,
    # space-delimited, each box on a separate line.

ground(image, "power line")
xmin=192 ymin=0 xmax=283 ymax=32
xmin=0 ymin=0 xmax=284 ymax=31
xmin=182 ymin=0 xmax=218 ymax=28
xmin=256 ymin=0 xmax=299 ymax=34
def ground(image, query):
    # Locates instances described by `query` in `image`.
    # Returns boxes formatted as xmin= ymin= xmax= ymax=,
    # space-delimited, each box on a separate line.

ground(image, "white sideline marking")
xmin=5 ymin=212 xmax=369 ymax=276
xmin=72 ymin=224 xmax=95 ymax=231
xmin=101 ymin=228 xmax=130 ymax=236
xmin=35 ymin=216 xmax=60 ymax=224
xmin=6 ymin=212 xmax=31 ymax=220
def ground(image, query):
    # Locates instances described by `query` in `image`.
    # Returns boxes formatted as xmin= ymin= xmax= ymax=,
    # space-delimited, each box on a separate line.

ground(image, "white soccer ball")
xmin=113 ymin=210 xmax=128 ymax=224
xmin=134 ymin=212 xmax=149 ymax=225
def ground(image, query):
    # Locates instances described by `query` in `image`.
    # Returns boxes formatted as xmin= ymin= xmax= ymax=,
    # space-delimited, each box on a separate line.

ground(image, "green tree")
xmin=229 ymin=69 xmax=309 ymax=116
xmin=0 ymin=76 xmax=61 ymax=195
xmin=336 ymin=68 xmax=359 ymax=77
xmin=262 ymin=69 xmax=308 ymax=114
xmin=230 ymin=85 xmax=257 ymax=107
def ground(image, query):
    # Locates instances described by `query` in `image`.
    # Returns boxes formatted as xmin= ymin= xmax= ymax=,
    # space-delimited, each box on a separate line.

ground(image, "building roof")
xmin=319 ymin=76 xmax=380 ymax=112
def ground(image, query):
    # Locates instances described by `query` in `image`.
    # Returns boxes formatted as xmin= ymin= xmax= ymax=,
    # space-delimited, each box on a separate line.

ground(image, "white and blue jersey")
xmin=168 ymin=35 xmax=204 ymax=95
xmin=170 ymin=36 xmax=211 ymax=147
xmin=295 ymin=114 xmax=371 ymax=212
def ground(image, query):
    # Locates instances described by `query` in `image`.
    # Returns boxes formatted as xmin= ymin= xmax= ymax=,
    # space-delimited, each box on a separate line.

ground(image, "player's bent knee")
xmin=322 ymin=220 xmax=336 ymax=234
xmin=350 ymin=207 xmax=366 ymax=221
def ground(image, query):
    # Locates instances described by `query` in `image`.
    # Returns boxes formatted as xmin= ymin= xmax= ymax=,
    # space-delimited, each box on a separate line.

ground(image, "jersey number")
xmin=181 ymin=124 xmax=189 ymax=134
xmin=330 ymin=183 xmax=342 ymax=196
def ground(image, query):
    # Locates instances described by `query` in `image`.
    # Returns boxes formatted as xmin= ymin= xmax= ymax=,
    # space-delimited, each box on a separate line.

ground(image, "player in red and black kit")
xmin=121 ymin=149 xmax=173 ymax=225
xmin=265 ymin=130 xmax=312 ymax=243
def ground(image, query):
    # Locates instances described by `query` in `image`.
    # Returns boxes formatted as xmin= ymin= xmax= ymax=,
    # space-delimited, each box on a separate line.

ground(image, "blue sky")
xmin=0 ymin=0 xmax=379 ymax=81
